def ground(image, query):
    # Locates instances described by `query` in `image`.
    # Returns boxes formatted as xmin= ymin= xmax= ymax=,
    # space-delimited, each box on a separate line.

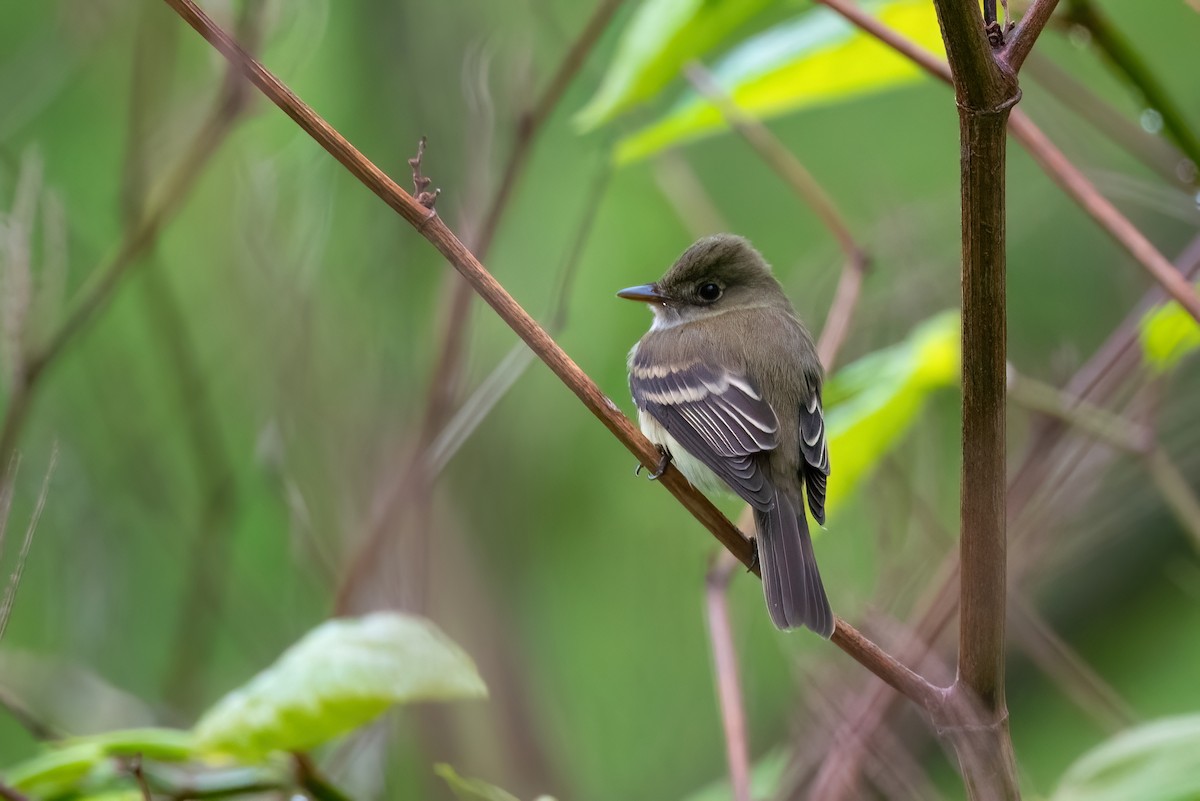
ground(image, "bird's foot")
xmin=635 ymin=447 xmax=672 ymax=480
xmin=746 ymin=537 xmax=759 ymax=573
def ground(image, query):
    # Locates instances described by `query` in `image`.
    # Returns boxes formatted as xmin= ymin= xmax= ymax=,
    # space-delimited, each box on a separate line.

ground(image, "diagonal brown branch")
xmin=160 ymin=0 xmax=943 ymax=710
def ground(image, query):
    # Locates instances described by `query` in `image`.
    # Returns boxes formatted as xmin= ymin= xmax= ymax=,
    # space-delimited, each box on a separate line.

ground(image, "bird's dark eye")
xmin=698 ymin=282 xmax=722 ymax=302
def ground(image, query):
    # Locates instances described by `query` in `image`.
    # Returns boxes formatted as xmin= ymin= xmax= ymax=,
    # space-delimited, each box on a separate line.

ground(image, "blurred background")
xmin=1 ymin=0 xmax=1199 ymax=799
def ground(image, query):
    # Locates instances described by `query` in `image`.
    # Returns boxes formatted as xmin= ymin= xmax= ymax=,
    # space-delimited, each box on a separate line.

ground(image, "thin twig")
xmin=1144 ymin=447 xmax=1200 ymax=554
xmin=161 ymin=0 xmax=943 ymax=706
xmin=705 ymin=552 xmax=751 ymax=801
xmin=0 ymin=453 xmax=18 ymax=562
xmin=1007 ymin=367 xmax=1150 ymax=453
xmin=683 ymin=62 xmax=869 ymax=369
xmin=128 ymin=755 xmax=153 ymax=801
xmin=1001 ymin=0 xmax=1063 ymax=72
xmin=292 ymin=753 xmax=355 ymax=801
xmin=0 ymin=682 xmax=58 ymax=741
xmin=0 ymin=443 xmax=57 ymax=644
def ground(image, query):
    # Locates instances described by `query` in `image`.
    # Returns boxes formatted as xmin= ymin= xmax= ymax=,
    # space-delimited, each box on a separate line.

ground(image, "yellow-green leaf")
xmin=614 ymin=0 xmax=944 ymax=163
xmin=194 ymin=612 xmax=487 ymax=760
xmin=1051 ymin=715 xmax=1200 ymax=801
xmin=1138 ymin=287 xmax=1200 ymax=373
xmin=574 ymin=0 xmax=779 ymax=131
xmin=2 ymin=742 xmax=105 ymax=798
xmin=823 ymin=311 xmax=960 ymax=516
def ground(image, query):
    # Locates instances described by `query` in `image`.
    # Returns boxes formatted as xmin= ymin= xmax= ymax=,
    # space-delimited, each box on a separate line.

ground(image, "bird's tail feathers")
xmin=754 ymin=490 xmax=834 ymax=637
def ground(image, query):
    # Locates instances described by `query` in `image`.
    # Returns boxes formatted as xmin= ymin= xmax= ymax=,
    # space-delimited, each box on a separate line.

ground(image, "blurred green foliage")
xmin=1 ymin=0 xmax=1200 ymax=800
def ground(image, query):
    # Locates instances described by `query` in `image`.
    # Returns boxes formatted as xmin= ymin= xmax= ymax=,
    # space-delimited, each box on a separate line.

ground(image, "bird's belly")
xmin=638 ymin=409 xmax=728 ymax=496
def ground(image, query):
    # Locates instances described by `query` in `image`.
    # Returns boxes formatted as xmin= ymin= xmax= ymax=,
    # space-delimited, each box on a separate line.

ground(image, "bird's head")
xmin=617 ymin=234 xmax=788 ymax=328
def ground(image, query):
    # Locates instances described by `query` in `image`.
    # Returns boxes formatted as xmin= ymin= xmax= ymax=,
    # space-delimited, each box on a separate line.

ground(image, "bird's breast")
xmin=637 ymin=409 xmax=727 ymax=496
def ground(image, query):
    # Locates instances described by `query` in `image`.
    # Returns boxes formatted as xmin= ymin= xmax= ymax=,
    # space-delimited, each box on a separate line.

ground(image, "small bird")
xmin=619 ymin=234 xmax=833 ymax=636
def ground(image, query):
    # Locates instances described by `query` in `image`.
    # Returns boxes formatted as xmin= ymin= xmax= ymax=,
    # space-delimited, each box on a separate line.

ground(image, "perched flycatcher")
xmin=619 ymin=234 xmax=833 ymax=637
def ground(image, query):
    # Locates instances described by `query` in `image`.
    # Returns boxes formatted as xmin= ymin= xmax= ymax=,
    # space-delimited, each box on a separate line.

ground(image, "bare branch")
xmin=1001 ymin=0 xmax=1063 ymax=72
xmin=0 ymin=443 xmax=57 ymax=644
xmin=705 ymin=553 xmax=751 ymax=801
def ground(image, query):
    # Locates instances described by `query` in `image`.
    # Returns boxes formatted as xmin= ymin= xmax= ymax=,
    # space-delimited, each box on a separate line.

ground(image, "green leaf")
xmin=1 ymin=728 xmax=195 ymax=799
xmin=823 ymin=311 xmax=960 ymax=516
xmin=435 ymin=764 xmax=529 ymax=801
xmin=3 ymin=741 xmax=106 ymax=798
xmin=614 ymin=0 xmax=944 ymax=163
xmin=194 ymin=612 xmax=487 ymax=759
xmin=1051 ymin=715 xmax=1200 ymax=801
xmin=574 ymin=0 xmax=778 ymax=131
xmin=1138 ymin=288 xmax=1200 ymax=373
xmin=681 ymin=749 xmax=787 ymax=801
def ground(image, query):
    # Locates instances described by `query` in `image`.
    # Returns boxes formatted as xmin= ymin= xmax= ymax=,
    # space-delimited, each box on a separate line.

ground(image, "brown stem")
xmin=705 ymin=553 xmax=751 ymax=801
xmin=682 ymin=62 xmax=869 ymax=369
xmin=160 ymin=0 xmax=941 ymax=706
xmin=1001 ymin=0 xmax=1063 ymax=72
xmin=929 ymin=0 xmax=1021 ymax=793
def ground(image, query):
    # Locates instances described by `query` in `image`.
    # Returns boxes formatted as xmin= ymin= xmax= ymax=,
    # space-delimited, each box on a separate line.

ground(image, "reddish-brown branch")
xmin=927 ymin=0 xmax=1021 ymax=793
xmin=705 ymin=553 xmax=751 ymax=801
xmin=1001 ymin=0 xmax=1063 ymax=72
xmin=161 ymin=0 xmax=942 ymax=706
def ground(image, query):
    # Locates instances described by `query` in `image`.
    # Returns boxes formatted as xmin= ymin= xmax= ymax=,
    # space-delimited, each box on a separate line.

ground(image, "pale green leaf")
xmin=1051 ymin=715 xmax=1200 ymax=801
xmin=1 ymin=728 xmax=195 ymax=798
xmin=574 ymin=0 xmax=778 ymax=131
xmin=682 ymin=748 xmax=787 ymax=801
xmin=823 ymin=311 xmax=960 ymax=516
xmin=2 ymin=741 xmax=105 ymax=798
xmin=1138 ymin=288 xmax=1200 ymax=373
xmin=614 ymin=0 xmax=944 ymax=163
xmin=194 ymin=612 xmax=487 ymax=759
xmin=436 ymin=764 xmax=525 ymax=801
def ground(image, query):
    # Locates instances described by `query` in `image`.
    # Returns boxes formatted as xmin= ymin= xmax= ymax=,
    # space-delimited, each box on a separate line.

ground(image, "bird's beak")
xmin=617 ymin=283 xmax=667 ymax=303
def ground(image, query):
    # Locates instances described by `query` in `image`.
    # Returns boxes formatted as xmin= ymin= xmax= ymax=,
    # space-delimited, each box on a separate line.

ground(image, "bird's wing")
xmin=798 ymin=383 xmax=830 ymax=525
xmin=630 ymin=359 xmax=778 ymax=510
